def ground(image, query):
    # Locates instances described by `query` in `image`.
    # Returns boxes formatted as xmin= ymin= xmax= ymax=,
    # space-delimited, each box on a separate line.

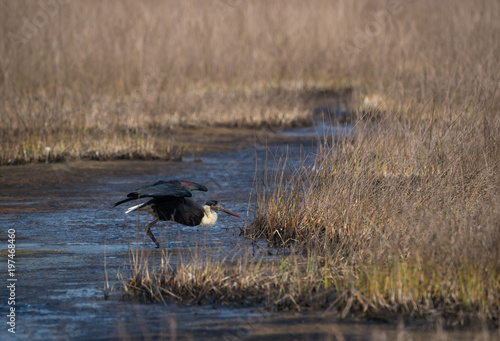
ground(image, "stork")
xmin=114 ymin=180 xmax=241 ymax=247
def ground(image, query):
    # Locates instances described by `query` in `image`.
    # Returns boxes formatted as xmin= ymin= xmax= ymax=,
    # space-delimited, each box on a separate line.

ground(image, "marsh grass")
xmin=122 ymin=244 xmax=499 ymax=324
xmin=0 ymin=82 xmax=312 ymax=164
xmin=243 ymin=106 xmax=500 ymax=322
xmin=3 ymin=0 xmax=498 ymax=164
xmin=111 ymin=0 xmax=500 ymax=324
xmin=250 ymin=116 xmax=500 ymax=254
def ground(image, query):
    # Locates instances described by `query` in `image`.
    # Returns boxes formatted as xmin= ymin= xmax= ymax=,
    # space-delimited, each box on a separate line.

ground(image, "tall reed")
xmin=2 ymin=0 xmax=498 ymax=164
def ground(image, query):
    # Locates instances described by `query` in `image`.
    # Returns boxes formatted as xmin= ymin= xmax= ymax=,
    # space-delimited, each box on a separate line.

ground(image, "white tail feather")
xmin=125 ymin=203 xmax=144 ymax=214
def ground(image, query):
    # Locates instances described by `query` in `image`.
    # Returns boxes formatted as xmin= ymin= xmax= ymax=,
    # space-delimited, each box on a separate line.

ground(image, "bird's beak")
xmin=215 ymin=204 xmax=241 ymax=218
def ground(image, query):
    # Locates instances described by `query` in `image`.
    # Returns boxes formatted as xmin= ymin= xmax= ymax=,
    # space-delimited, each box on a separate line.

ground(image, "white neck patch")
xmin=199 ymin=205 xmax=218 ymax=227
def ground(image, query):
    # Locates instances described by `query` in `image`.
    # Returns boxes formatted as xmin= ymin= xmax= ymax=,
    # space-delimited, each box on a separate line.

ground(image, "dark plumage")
xmin=145 ymin=197 xmax=205 ymax=226
xmin=113 ymin=180 xmax=208 ymax=207
xmin=114 ymin=180 xmax=240 ymax=248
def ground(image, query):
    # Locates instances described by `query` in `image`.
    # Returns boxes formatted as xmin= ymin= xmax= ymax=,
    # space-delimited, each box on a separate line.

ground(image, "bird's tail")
xmin=125 ymin=203 xmax=146 ymax=214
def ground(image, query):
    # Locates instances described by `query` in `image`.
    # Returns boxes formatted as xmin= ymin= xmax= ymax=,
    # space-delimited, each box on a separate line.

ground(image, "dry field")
xmin=3 ymin=0 xmax=497 ymax=164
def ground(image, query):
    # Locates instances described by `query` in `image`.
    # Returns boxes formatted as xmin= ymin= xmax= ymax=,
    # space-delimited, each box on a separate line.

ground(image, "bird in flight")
xmin=114 ymin=180 xmax=241 ymax=247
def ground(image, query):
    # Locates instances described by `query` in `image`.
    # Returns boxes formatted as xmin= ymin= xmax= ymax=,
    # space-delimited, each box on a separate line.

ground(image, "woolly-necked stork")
xmin=114 ymin=180 xmax=241 ymax=247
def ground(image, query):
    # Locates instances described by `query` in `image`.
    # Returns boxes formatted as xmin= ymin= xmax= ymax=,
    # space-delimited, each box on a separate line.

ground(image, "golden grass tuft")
xmin=122 ymin=245 xmax=499 ymax=324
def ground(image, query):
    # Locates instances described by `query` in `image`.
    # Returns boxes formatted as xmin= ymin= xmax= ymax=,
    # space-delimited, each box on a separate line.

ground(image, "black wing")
xmin=114 ymin=180 xmax=207 ymax=207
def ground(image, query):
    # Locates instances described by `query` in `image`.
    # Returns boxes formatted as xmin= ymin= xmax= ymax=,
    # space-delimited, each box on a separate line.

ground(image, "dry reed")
xmin=3 ymin=0 xmax=498 ymax=164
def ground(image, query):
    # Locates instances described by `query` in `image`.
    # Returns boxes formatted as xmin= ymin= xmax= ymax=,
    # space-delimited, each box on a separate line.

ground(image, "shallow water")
xmin=0 ymin=123 xmax=496 ymax=340
xmin=280 ymin=121 xmax=355 ymax=137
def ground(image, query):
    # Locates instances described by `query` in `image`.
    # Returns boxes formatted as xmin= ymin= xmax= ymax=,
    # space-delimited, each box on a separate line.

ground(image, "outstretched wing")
xmin=114 ymin=180 xmax=207 ymax=207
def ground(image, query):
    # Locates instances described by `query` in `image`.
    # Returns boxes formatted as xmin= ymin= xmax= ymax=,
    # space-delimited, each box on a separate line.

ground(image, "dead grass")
xmin=250 ymin=116 xmax=500 ymax=256
xmin=240 ymin=114 xmax=500 ymax=321
xmin=122 ymin=244 xmax=499 ymax=325
xmin=3 ymin=0 xmax=498 ymax=164
xmin=239 ymin=0 xmax=500 ymax=320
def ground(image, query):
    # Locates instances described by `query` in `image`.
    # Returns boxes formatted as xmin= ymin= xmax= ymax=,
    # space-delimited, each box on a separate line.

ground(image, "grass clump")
xmin=122 ymin=245 xmax=499 ymax=325
xmin=243 ymin=96 xmax=500 ymax=323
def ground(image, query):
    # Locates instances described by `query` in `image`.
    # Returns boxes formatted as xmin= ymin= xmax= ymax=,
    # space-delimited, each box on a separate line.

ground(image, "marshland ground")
xmin=1 ymin=0 xmax=500 ymax=339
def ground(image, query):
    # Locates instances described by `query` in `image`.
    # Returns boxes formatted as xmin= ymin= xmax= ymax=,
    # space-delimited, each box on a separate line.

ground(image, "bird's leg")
xmin=145 ymin=218 xmax=160 ymax=248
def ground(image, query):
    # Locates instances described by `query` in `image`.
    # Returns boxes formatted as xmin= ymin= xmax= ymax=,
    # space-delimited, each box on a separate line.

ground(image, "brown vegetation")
xmin=123 ymin=246 xmax=500 ymax=325
xmin=3 ymin=0 xmax=498 ymax=164
xmin=244 ymin=0 xmax=500 ymax=323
